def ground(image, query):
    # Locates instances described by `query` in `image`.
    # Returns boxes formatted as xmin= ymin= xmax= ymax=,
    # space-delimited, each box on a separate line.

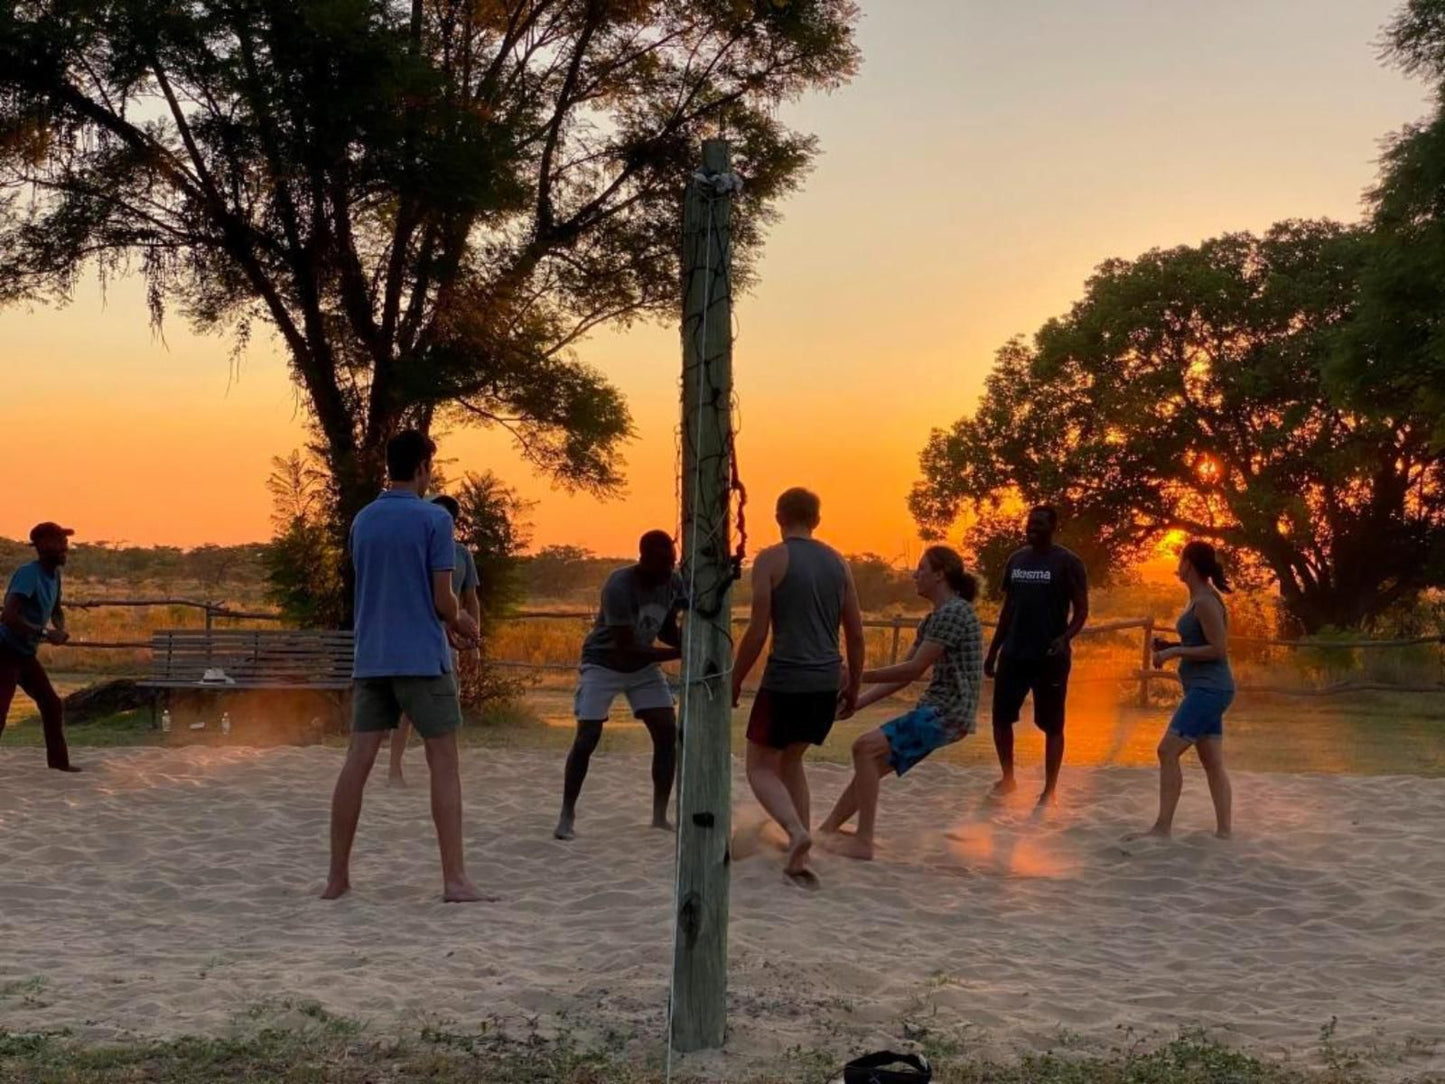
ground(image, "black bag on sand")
xmin=843 ymin=1051 xmax=932 ymax=1084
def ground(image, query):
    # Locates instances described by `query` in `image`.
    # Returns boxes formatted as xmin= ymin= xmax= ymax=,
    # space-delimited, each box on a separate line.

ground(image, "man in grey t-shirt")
xmin=554 ymin=530 xmax=685 ymax=841
xmin=388 ymin=494 xmax=482 ymax=787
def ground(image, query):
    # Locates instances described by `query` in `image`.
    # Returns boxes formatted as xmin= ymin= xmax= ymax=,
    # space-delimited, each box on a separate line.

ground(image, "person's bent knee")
xmin=1158 ymin=735 xmax=1188 ymax=762
xmin=573 ymin=720 xmax=604 ymax=755
xmin=852 ymin=731 xmax=886 ymax=760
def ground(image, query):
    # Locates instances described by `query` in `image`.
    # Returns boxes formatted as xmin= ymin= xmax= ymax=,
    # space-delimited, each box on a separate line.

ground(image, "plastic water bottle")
xmin=161 ymin=709 xmax=172 ymax=734
xmin=221 ymin=712 xmax=231 ymax=737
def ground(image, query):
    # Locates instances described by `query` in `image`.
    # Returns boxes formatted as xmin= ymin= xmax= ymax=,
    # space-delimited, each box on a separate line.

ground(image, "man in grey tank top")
xmin=732 ymin=488 xmax=865 ymax=887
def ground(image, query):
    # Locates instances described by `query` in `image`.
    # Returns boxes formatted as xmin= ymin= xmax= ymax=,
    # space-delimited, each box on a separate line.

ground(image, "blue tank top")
xmin=1176 ymin=600 xmax=1234 ymax=693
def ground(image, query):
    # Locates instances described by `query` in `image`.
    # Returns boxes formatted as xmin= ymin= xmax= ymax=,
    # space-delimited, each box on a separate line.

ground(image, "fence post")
xmin=1139 ymin=617 xmax=1154 ymax=708
xmin=889 ymin=616 xmax=903 ymax=665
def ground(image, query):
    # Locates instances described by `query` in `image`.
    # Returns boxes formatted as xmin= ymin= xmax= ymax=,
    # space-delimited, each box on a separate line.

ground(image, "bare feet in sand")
xmin=553 ymin=813 xmax=576 ymax=841
xmin=1215 ymin=829 xmax=1232 ymax=840
xmin=51 ymin=764 xmax=82 ymax=773
xmin=784 ymin=830 xmax=813 ymax=876
xmin=443 ymin=880 xmax=494 ymax=903
xmin=785 ymin=868 xmax=821 ymax=891
xmin=1036 ymin=789 xmax=1058 ymax=808
xmin=783 ymin=831 xmax=822 ymax=887
xmin=320 ymin=877 xmax=350 ymax=900
xmin=387 ymin=772 xmax=406 ymax=788
xmin=1123 ymin=825 xmax=1170 ymax=842
xmin=826 ymin=833 xmax=875 ymax=861
xmin=651 ymin=811 xmax=675 ymax=833
xmin=987 ymin=778 xmax=1017 ymax=801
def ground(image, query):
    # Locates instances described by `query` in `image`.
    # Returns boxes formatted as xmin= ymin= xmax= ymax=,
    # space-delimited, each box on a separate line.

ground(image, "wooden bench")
xmin=139 ymin=629 xmax=354 ymax=729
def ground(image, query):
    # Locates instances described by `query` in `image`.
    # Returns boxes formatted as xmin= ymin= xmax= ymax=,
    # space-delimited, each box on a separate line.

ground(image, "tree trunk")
xmin=330 ymin=441 xmax=388 ymax=629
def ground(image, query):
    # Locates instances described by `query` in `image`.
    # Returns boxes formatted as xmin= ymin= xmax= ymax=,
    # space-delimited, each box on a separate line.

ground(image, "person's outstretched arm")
xmin=861 ymin=640 xmax=944 ymax=686
xmin=841 ymin=639 xmax=916 ymax=719
xmin=731 ymin=549 xmax=776 ymax=706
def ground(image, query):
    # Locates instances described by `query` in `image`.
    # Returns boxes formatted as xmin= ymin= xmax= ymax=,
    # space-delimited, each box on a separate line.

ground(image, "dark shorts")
xmin=1168 ymin=686 xmax=1234 ymax=743
xmin=352 ymin=673 xmax=462 ymax=740
xmin=992 ymin=654 xmax=1071 ymax=735
xmin=746 ymin=687 xmax=838 ymax=749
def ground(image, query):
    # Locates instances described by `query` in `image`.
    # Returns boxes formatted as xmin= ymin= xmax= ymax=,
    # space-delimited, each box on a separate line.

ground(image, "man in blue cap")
xmin=0 ymin=522 xmax=79 ymax=772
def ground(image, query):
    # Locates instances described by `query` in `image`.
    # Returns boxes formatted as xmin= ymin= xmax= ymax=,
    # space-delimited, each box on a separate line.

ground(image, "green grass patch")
xmin=1 ymin=709 xmax=156 ymax=749
xmin=0 ymin=1026 xmax=1433 ymax=1083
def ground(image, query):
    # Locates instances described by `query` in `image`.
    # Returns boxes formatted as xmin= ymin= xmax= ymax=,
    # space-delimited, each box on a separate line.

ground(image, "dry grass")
xmin=17 ymin=575 xmax=1444 ymax=738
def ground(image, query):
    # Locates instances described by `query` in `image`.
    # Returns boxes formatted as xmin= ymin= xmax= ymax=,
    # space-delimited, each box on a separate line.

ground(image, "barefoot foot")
xmin=320 ymin=877 xmax=350 ymax=900
xmin=784 ymin=868 xmax=821 ymax=891
xmin=1123 ymin=825 xmax=1170 ymax=842
xmin=828 ymin=834 xmax=875 ymax=861
xmin=443 ymin=879 xmax=495 ymax=903
xmin=784 ymin=830 xmax=813 ymax=876
xmin=553 ymin=815 xmax=576 ymax=841
xmin=987 ymin=778 xmax=1017 ymax=801
xmin=652 ymin=812 xmax=675 ymax=832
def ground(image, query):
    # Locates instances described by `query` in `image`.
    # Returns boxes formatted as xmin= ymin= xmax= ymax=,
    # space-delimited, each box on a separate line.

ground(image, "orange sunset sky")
xmin=1 ymin=2 xmax=1430 ymax=560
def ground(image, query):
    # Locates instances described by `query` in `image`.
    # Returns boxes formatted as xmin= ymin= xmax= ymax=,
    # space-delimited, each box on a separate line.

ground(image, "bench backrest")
xmin=146 ymin=629 xmax=354 ymax=688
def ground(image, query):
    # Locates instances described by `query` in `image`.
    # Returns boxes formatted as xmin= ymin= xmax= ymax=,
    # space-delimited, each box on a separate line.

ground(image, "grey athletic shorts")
xmin=573 ymin=664 xmax=674 ymax=721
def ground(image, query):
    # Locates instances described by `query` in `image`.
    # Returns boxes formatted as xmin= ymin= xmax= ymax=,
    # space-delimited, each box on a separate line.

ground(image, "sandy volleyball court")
xmin=1 ymin=745 xmax=1442 ymax=1079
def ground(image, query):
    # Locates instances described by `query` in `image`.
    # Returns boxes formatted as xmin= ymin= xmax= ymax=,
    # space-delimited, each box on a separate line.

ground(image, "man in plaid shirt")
xmin=819 ymin=546 xmax=984 ymax=861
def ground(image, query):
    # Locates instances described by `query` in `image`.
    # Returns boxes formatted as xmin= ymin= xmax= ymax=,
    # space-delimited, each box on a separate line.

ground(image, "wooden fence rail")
xmin=52 ymin=600 xmax=1445 ymax=701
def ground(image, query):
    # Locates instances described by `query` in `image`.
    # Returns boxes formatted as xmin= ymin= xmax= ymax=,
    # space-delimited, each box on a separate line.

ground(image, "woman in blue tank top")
xmin=1131 ymin=540 xmax=1235 ymax=840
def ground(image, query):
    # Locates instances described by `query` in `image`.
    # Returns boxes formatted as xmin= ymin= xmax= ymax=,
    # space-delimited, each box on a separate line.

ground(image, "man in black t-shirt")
xmin=984 ymin=505 xmax=1089 ymax=806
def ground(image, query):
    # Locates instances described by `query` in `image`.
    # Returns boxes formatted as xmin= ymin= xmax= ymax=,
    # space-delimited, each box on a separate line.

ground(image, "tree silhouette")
xmin=912 ymin=223 xmax=1445 ymax=632
xmin=0 ymin=0 xmax=860 ymax=547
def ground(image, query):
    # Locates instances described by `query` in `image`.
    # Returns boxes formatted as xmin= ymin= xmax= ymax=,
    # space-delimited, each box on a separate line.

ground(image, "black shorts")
xmin=992 ymin=654 xmax=1072 ymax=735
xmin=746 ymin=687 xmax=838 ymax=749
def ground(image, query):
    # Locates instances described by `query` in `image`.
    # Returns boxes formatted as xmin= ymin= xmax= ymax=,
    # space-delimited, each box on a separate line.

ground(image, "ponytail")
xmin=923 ymin=545 xmax=979 ymax=602
xmin=1181 ymin=540 xmax=1232 ymax=594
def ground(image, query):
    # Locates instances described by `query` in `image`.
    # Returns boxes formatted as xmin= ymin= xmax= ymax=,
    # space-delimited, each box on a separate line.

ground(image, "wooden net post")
xmin=671 ymin=138 xmax=737 ymax=1053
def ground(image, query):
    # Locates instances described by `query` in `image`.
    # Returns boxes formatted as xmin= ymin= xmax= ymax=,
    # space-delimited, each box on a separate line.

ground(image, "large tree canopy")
xmin=0 ymin=0 xmax=859 ymax=519
xmin=911 ymin=222 xmax=1445 ymax=633
xmin=1333 ymin=0 xmax=1445 ymax=437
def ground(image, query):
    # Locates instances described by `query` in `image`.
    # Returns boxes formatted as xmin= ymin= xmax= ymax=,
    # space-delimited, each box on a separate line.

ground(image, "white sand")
xmin=1 ymin=745 xmax=1442 ymax=1079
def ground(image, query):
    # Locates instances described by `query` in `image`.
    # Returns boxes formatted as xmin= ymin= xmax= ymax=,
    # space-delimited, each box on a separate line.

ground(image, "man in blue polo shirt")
xmin=321 ymin=430 xmax=484 ymax=903
xmin=0 ymin=522 xmax=79 ymax=772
